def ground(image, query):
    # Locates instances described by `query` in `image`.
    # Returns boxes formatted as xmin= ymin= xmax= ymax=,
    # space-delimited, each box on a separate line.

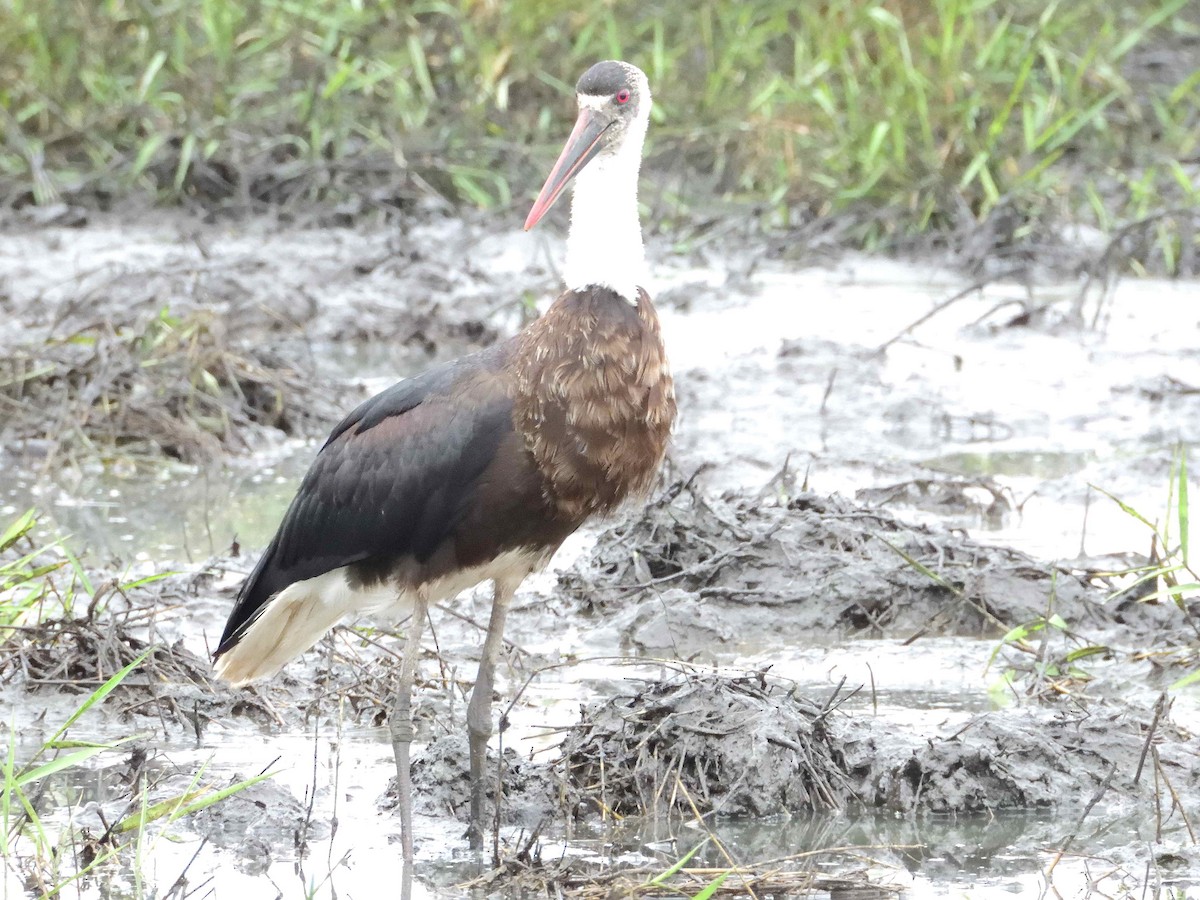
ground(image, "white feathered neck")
xmin=563 ymin=103 xmax=649 ymax=304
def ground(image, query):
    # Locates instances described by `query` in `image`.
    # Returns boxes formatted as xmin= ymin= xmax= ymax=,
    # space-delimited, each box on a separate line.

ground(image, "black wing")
xmin=215 ymin=347 xmax=514 ymax=655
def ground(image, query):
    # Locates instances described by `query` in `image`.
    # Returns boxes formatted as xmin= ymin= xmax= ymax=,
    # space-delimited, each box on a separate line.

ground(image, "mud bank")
xmin=561 ymin=484 xmax=1194 ymax=655
xmin=8 ymin=476 xmax=1195 ymax=896
xmin=547 ymin=669 xmax=1199 ymax=820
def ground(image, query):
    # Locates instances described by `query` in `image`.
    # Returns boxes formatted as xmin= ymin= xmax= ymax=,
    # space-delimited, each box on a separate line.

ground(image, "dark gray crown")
xmin=576 ymin=60 xmax=638 ymax=97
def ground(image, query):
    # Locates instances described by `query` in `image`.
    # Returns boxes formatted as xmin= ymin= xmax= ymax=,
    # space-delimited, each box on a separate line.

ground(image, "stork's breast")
xmin=513 ymin=288 xmax=675 ymax=522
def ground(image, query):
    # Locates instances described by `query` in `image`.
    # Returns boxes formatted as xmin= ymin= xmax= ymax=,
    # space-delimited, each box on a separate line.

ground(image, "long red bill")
xmin=524 ymin=109 xmax=611 ymax=231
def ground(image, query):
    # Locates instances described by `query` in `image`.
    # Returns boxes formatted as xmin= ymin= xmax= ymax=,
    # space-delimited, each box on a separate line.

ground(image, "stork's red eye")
xmin=616 ymin=89 xmax=631 ymax=104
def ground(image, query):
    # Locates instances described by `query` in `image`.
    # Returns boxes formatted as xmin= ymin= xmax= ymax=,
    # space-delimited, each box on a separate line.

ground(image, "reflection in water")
xmin=23 ymin=732 xmax=1186 ymax=900
xmin=0 ymin=450 xmax=312 ymax=563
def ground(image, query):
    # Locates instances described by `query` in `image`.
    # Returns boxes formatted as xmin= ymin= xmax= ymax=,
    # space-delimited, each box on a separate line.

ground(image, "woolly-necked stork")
xmin=213 ymin=60 xmax=673 ymax=859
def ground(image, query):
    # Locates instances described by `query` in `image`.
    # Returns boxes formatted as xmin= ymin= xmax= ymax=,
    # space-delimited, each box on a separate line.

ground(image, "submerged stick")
xmin=871 ymin=266 xmax=1025 ymax=357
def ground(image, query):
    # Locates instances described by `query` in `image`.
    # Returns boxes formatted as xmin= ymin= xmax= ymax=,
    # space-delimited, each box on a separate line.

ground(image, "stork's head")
xmin=524 ymin=61 xmax=652 ymax=231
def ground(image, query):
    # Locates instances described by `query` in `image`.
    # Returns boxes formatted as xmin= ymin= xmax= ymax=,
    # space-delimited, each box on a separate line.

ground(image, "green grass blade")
xmin=119 ymin=570 xmax=180 ymax=591
xmin=16 ymin=739 xmax=133 ymax=788
xmin=174 ymin=132 xmax=196 ymax=191
xmin=47 ymin=649 xmax=151 ymax=747
xmin=137 ymin=50 xmax=168 ymax=102
xmin=691 ymin=871 xmax=730 ymax=900
xmin=879 ymin=538 xmax=963 ymax=597
xmin=1065 ymin=645 xmax=1110 ymax=663
xmin=1177 ymin=446 xmax=1189 ymax=567
xmin=647 ymin=838 xmax=708 ymax=885
xmin=131 ymin=133 xmax=167 ymax=180
xmin=990 ymin=45 xmax=1035 ymax=149
xmin=0 ymin=509 xmax=37 ymax=550
xmin=406 ymin=34 xmax=436 ymax=103
xmin=1136 ymin=582 xmax=1199 ymax=606
xmin=1 ymin=729 xmax=17 ymax=856
xmin=1171 ymin=669 xmax=1200 ymax=690
xmin=1090 ymin=484 xmax=1157 ymax=530
xmin=1110 ymin=0 xmax=1188 ymax=60
xmin=1034 ymin=90 xmax=1120 ymax=153
xmin=62 ymin=544 xmax=93 ymax=599
xmin=114 ymin=770 xmax=276 ymax=834
xmin=1170 ymin=68 xmax=1200 ymax=106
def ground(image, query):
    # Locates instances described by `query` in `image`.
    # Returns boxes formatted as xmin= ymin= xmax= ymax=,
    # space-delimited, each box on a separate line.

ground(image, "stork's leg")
xmin=466 ymin=577 xmax=519 ymax=851
xmin=391 ymin=592 xmax=430 ymax=864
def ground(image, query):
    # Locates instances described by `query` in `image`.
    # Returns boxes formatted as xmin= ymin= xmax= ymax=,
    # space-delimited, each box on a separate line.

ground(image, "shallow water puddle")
xmin=14 ymin=710 xmax=1180 ymax=900
xmin=9 ymin=662 xmax=1178 ymax=900
xmin=6 ymin=669 xmax=1195 ymax=899
xmin=0 ymin=449 xmax=313 ymax=563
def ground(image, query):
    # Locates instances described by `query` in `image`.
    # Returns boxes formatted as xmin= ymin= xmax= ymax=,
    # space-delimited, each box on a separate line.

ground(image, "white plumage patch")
xmin=213 ymin=569 xmax=404 ymax=685
xmin=213 ymin=548 xmax=546 ymax=685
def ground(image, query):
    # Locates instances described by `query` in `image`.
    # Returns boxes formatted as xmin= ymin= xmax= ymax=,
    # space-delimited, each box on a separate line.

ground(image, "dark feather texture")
xmin=215 ymin=344 xmax=523 ymax=654
xmin=213 ymin=285 xmax=675 ymax=666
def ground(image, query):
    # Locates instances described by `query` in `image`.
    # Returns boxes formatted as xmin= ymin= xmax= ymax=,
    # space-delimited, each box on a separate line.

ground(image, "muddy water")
xmin=6 ymin=239 xmax=1194 ymax=564
xmin=660 ymin=257 xmax=1199 ymax=561
xmin=3 ymin=213 xmax=1199 ymax=898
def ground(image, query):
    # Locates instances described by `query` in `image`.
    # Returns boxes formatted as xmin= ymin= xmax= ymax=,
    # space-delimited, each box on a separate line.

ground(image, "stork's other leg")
xmin=466 ymin=577 xmax=519 ymax=851
xmin=391 ymin=592 xmax=430 ymax=864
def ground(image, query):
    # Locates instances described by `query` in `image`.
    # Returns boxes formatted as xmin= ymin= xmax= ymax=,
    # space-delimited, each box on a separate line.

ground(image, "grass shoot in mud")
xmin=1 ymin=508 xmax=177 ymax=636
xmin=0 ymin=509 xmax=65 ymax=629
xmin=1 ymin=0 xmax=1196 ymax=271
xmin=2 ymin=656 xmax=145 ymax=897
xmin=1 ymin=511 xmax=273 ymax=898
xmin=1096 ymin=444 xmax=1197 ymax=613
xmin=985 ymin=573 xmax=1108 ymax=702
xmin=2 ymin=662 xmax=272 ymax=898
xmin=980 ymin=445 xmax=1200 ymax=700
xmin=1092 ymin=444 xmax=1200 ymax=688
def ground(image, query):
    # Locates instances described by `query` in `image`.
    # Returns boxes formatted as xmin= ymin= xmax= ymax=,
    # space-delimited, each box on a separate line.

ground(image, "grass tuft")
xmin=0 ymin=0 xmax=1195 ymax=269
xmin=1093 ymin=445 xmax=1199 ymax=613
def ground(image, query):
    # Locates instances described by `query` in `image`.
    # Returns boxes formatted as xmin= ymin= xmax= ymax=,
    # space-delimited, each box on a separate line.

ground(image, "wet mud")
xmin=547 ymin=669 xmax=1200 ymax=821
xmin=561 ymin=482 xmax=1192 ymax=652
xmin=2 ymin=207 xmax=1200 ymax=898
xmin=0 ymin=210 xmax=511 ymax=463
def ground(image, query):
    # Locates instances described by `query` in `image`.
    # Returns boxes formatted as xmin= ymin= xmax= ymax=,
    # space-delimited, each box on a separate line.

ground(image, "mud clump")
xmin=561 ymin=480 xmax=1182 ymax=655
xmin=559 ymin=672 xmax=853 ymax=818
xmin=0 ymin=306 xmax=345 ymax=462
xmin=854 ymin=700 xmax=1200 ymax=820
xmin=190 ymin=779 xmax=328 ymax=874
xmin=3 ymin=612 xmax=197 ymax=689
xmin=843 ymin=708 xmax=1124 ymax=814
xmin=557 ymin=672 xmax=1200 ymax=825
xmin=402 ymin=732 xmax=560 ymax=830
xmin=0 ymin=600 xmax=274 ymax=728
xmin=0 ymin=214 xmax=509 ymax=463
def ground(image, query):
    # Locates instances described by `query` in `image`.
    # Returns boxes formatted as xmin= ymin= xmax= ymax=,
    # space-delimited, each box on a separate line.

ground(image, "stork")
xmin=213 ymin=60 xmax=673 ymax=859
